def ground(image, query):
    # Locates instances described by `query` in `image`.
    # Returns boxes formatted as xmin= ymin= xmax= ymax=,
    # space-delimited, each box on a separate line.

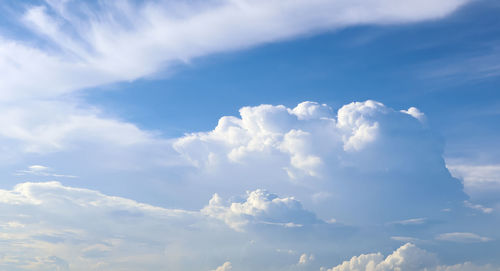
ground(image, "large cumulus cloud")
xmin=174 ymin=100 xmax=466 ymax=224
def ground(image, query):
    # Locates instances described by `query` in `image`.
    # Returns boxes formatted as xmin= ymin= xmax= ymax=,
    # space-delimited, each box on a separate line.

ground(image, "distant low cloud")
xmin=322 ymin=243 xmax=438 ymax=271
xmin=390 ymin=217 xmax=427 ymax=226
xmin=14 ymin=165 xmax=77 ymax=178
xmin=0 ymin=181 xmax=328 ymax=270
xmin=464 ymin=200 xmax=494 ymax=214
xmin=321 ymin=243 xmax=497 ymax=271
xmin=436 ymin=232 xmax=492 ymax=243
xmin=211 ymin=262 xmax=232 ymax=271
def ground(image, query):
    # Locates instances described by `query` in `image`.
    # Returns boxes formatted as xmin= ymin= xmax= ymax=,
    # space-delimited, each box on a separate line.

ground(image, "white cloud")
xmin=0 ymin=99 xmax=467 ymax=227
xmin=0 ymin=100 xmax=155 ymax=153
xmin=0 ymin=181 xmax=352 ymax=271
xmin=0 ymin=0 xmax=469 ymax=102
xmin=202 ymin=189 xmax=319 ymax=231
xmin=14 ymin=165 xmax=77 ymax=178
xmin=436 ymin=232 xmax=492 ymax=243
xmin=464 ymin=200 xmax=494 ymax=214
xmin=175 ymin=100 xmax=466 ymax=224
xmin=390 ymin=236 xmax=420 ymax=243
xmin=390 ymin=217 xmax=427 ymax=226
xmin=174 ymin=100 xmax=426 ymax=176
xmin=434 ymin=262 xmax=499 ymax=271
xmin=321 ymin=243 xmax=498 ymax=271
xmin=401 ymin=107 xmax=426 ymax=122
xmin=0 ymin=100 xmax=176 ymax=171
xmin=298 ymin=253 xmax=314 ymax=265
xmin=0 ymin=181 xmax=207 ymax=270
xmin=447 ymin=163 xmax=500 ymax=198
xmin=211 ymin=261 xmax=232 ymax=271
xmin=322 ymin=243 xmax=437 ymax=271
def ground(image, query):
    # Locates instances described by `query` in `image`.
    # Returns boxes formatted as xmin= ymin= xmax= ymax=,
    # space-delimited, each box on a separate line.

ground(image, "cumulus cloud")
xmin=174 ymin=100 xmax=432 ymax=176
xmin=322 ymin=243 xmax=497 ymax=271
xmin=0 ymin=0 xmax=469 ymax=101
xmin=436 ymin=232 xmax=492 ymax=243
xmin=202 ymin=189 xmax=320 ymax=231
xmin=175 ymin=100 xmax=466 ymax=224
xmin=211 ymin=262 xmax=232 ymax=271
xmin=298 ymin=253 xmax=315 ymax=265
xmin=322 ymin=243 xmax=438 ymax=271
xmin=0 ymin=99 xmax=467 ymax=227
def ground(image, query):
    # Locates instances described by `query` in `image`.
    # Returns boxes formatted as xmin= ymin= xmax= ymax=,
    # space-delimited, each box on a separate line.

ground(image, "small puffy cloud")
xmin=400 ymin=107 xmax=426 ymax=122
xmin=212 ymin=261 xmax=232 ymax=271
xmin=436 ymin=232 xmax=492 ymax=243
xmin=202 ymin=189 xmax=320 ymax=231
xmin=298 ymin=253 xmax=315 ymax=265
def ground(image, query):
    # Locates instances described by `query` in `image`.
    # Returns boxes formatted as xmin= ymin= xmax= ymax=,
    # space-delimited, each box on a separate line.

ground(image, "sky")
xmin=0 ymin=0 xmax=499 ymax=270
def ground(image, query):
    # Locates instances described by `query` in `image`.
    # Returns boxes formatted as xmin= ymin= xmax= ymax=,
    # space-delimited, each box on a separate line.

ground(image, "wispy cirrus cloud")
xmin=436 ymin=232 xmax=492 ymax=243
xmin=0 ymin=0 xmax=470 ymax=102
xmin=14 ymin=165 xmax=77 ymax=178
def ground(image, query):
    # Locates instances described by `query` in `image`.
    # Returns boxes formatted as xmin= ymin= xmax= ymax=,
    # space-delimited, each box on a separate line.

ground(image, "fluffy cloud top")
xmin=174 ymin=100 xmax=435 ymax=176
xmin=323 ymin=243 xmax=437 ymax=271
xmin=0 ymin=0 xmax=469 ymax=101
xmin=323 ymin=243 xmax=497 ymax=271
xmin=202 ymin=189 xmax=319 ymax=231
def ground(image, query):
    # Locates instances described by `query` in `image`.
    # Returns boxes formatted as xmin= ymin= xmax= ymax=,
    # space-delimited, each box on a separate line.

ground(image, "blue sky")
xmin=0 ymin=0 xmax=499 ymax=270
